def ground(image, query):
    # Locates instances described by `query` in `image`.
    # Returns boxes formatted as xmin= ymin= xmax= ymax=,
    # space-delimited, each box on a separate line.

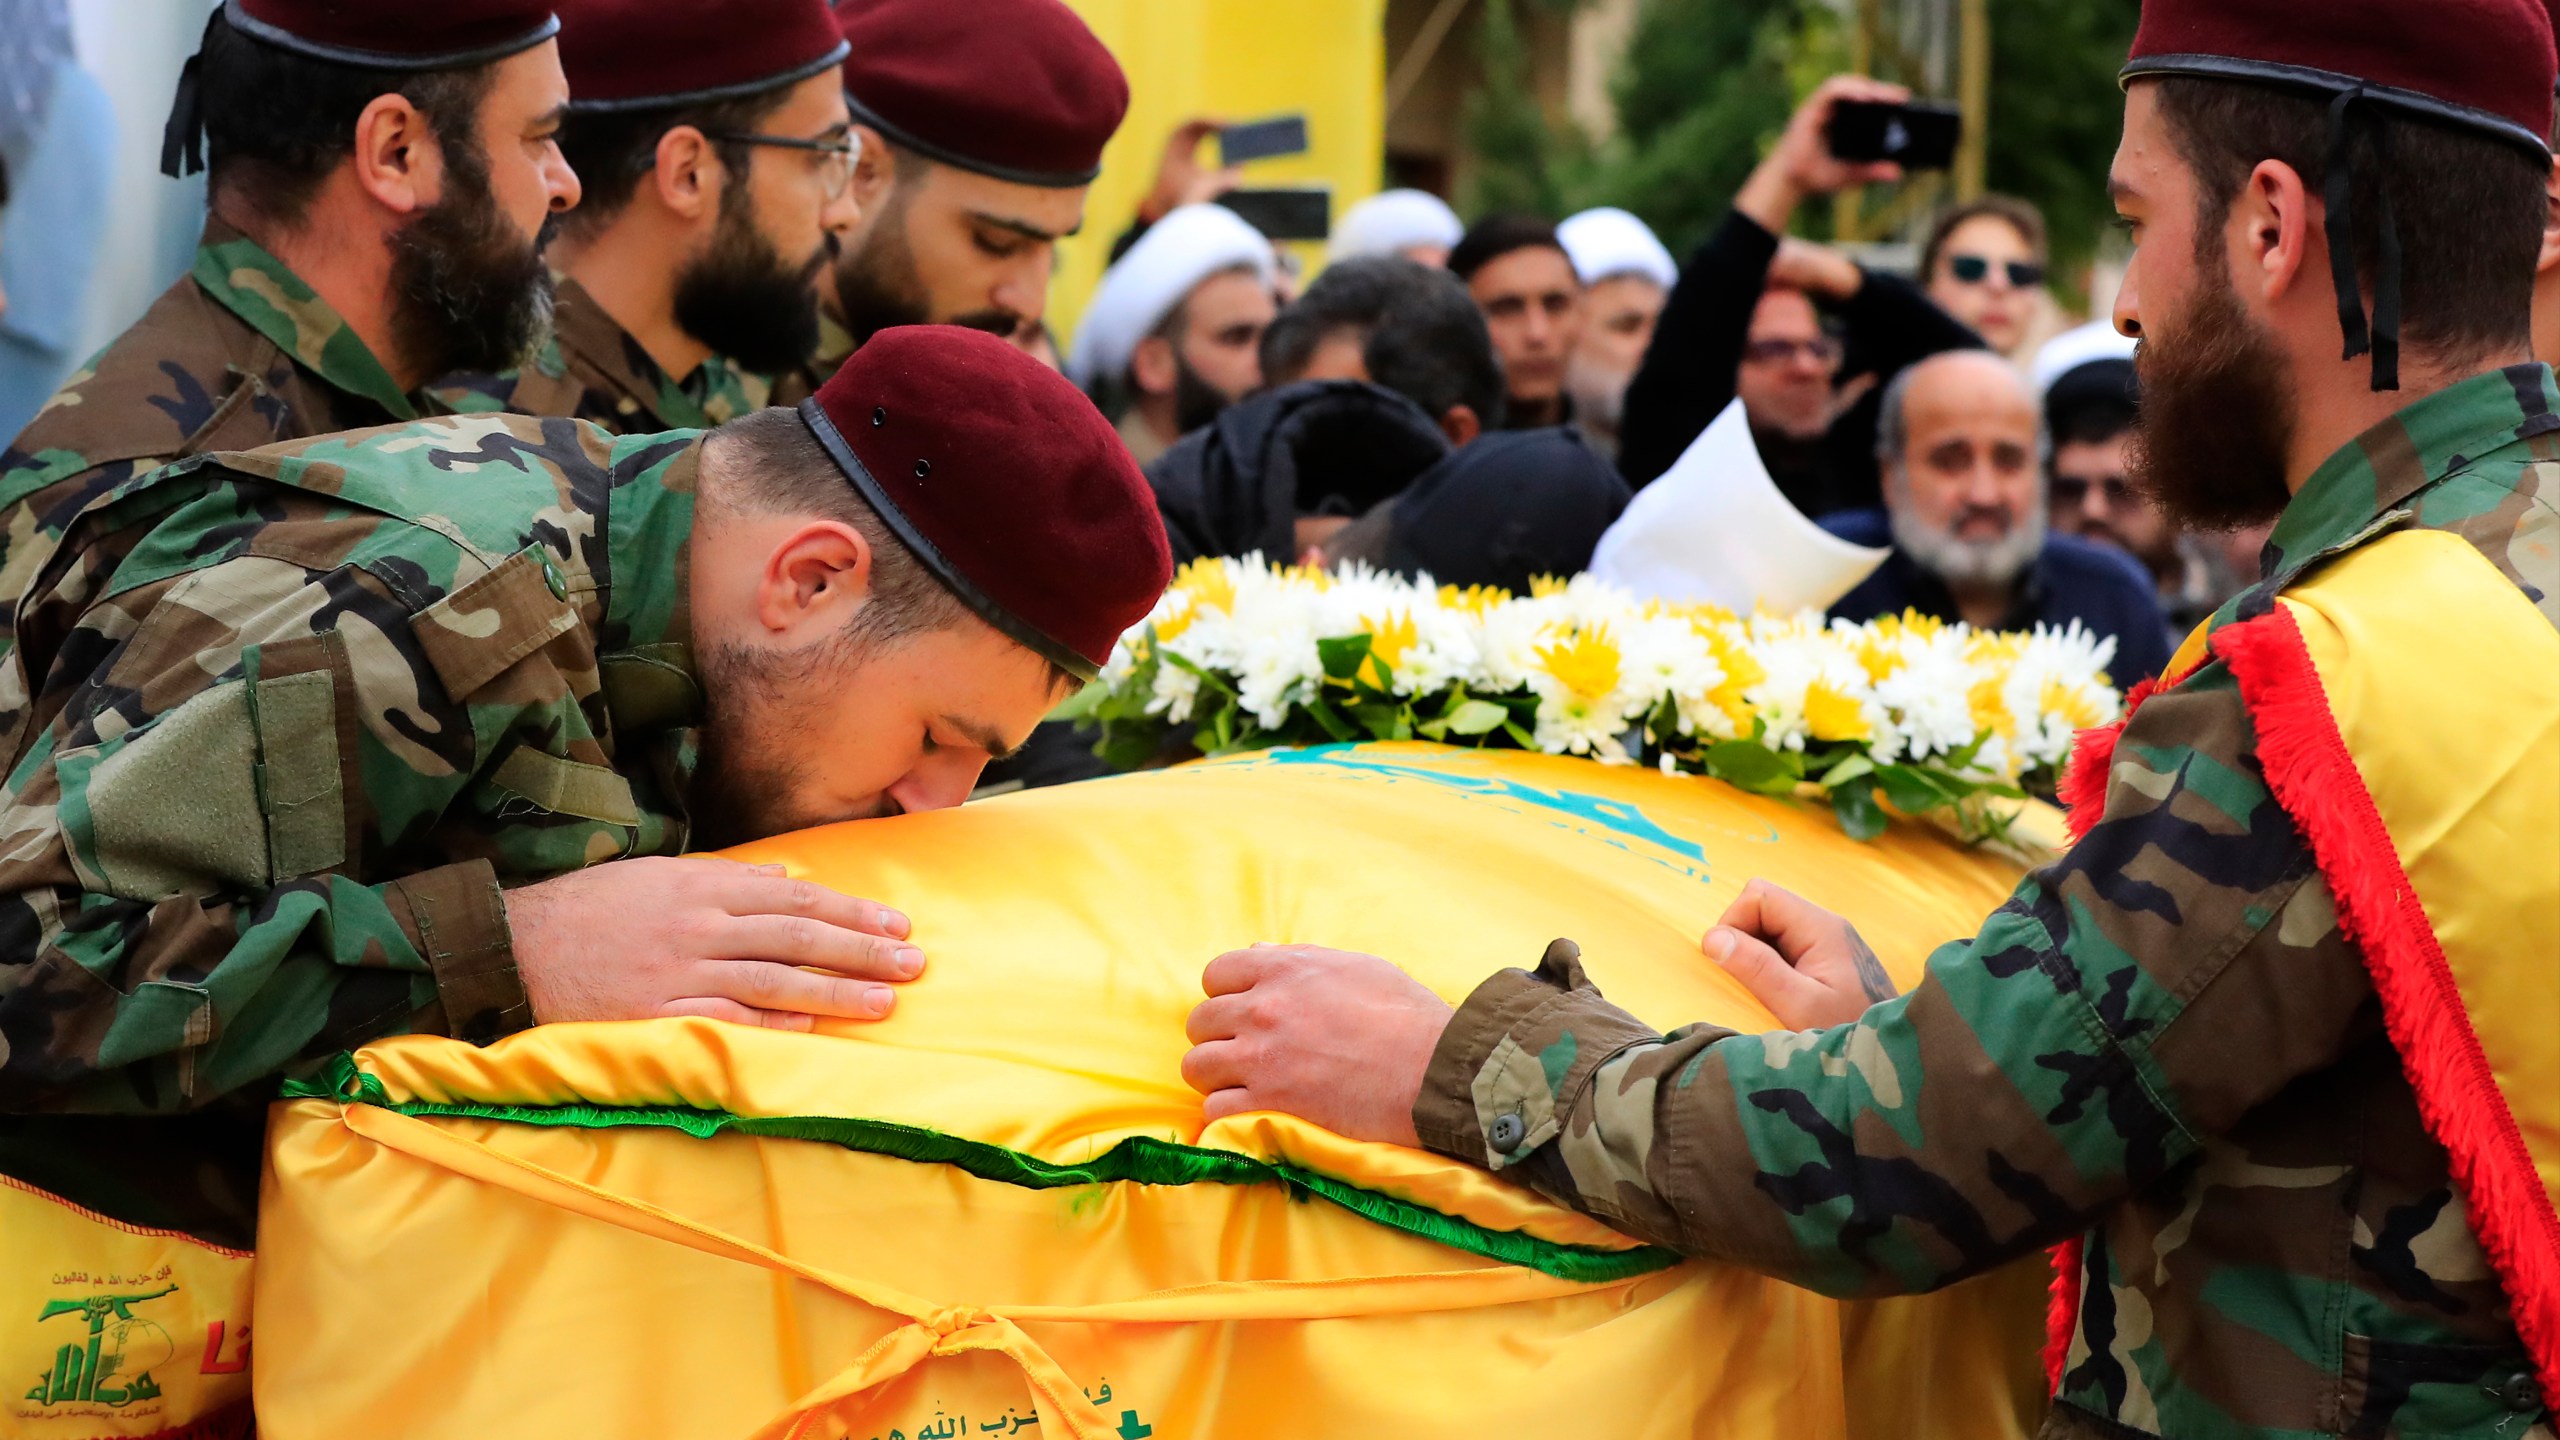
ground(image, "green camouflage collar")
xmin=191 ymin=221 xmax=419 ymax=422
xmin=552 ymin=279 xmax=768 ymax=431
xmin=2267 ymin=364 xmax=2560 ymax=576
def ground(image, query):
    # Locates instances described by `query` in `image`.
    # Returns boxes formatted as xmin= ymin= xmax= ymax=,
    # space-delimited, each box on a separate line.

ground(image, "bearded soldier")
xmin=776 ymin=0 xmax=1129 ymax=399
xmin=0 ymin=0 xmax=580 ymax=620
xmin=436 ymin=0 xmax=859 ymax=432
xmin=1185 ymin=2 xmax=2560 ymax=1435
xmin=0 ymin=327 xmax=1169 ymax=1274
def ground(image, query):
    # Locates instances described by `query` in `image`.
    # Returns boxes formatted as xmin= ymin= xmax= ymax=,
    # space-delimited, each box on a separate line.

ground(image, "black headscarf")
xmin=1382 ymin=426 xmax=1630 ymax=594
xmin=1145 ymin=380 xmax=1452 ymax=562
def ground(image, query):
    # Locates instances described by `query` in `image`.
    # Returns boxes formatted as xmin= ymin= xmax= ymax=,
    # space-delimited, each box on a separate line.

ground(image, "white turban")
xmin=1067 ymin=203 xmax=1276 ymax=390
xmin=1328 ymin=188 xmax=1464 ymax=264
xmin=1557 ymin=207 xmax=1677 ymax=289
xmin=2030 ymin=319 xmax=2141 ymax=396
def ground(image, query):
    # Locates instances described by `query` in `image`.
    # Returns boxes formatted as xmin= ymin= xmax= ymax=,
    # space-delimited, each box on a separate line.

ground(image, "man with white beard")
xmin=1822 ymin=349 xmax=2172 ymax=682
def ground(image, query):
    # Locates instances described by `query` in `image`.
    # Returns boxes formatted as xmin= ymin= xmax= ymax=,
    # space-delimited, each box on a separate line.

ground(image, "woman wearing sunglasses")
xmin=1919 ymin=194 xmax=2049 ymax=362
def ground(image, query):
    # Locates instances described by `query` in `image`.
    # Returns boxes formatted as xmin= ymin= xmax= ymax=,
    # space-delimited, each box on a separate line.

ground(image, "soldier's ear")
xmin=350 ymin=93 xmax=437 ymax=216
xmin=754 ymin=520 xmax=876 ymax=638
xmin=652 ymin=125 xmax=719 ymax=225
xmin=849 ymin=124 xmax=896 ymax=208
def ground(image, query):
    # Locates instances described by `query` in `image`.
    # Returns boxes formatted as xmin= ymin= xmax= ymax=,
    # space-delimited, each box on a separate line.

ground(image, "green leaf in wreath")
xmin=1874 ymin=764 xmax=1962 ymax=815
xmin=1831 ymin=781 xmax=1888 ymax=841
xmin=1818 ymin=753 xmax=1876 ymax=788
xmin=1301 ymin=694 xmax=1358 ymax=741
xmin=1702 ymin=739 xmax=1801 ymax=794
xmin=1315 ymin=633 xmax=1374 ymax=682
xmin=1446 ymin=699 xmax=1510 ymax=736
xmin=1352 ymin=702 xmax=1411 ymax=740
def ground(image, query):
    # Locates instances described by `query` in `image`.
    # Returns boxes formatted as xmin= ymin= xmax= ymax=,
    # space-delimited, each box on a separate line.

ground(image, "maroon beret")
xmin=798 ymin=326 xmax=1171 ymax=678
xmin=558 ymin=0 xmax=848 ymax=111
xmin=832 ymin=0 xmax=1128 ymax=187
xmin=223 ymin=0 xmax=558 ymax=69
xmin=2123 ymin=0 xmax=2556 ymax=154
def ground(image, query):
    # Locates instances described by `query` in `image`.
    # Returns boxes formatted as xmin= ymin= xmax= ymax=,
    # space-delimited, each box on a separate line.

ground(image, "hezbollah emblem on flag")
xmin=25 ymin=1283 xmax=178 ymax=1410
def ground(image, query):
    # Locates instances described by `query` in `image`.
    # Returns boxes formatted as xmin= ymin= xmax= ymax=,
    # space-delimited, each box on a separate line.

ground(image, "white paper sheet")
xmin=1591 ymin=399 xmax=1889 ymax=614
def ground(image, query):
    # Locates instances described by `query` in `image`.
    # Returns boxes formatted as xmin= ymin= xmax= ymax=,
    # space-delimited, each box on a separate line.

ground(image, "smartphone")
xmin=1824 ymin=100 xmax=1962 ymax=171
xmin=1218 ymin=187 xmax=1332 ymax=242
xmin=1218 ymin=114 xmax=1311 ymax=167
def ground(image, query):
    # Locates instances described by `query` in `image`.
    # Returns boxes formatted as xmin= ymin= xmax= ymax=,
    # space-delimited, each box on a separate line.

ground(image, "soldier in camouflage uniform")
xmin=767 ymin=0 xmax=1128 ymax=403
xmin=0 ymin=0 xmax=579 ymax=633
xmin=1179 ymin=5 xmax=2560 ymax=1437
xmin=0 ymin=326 xmax=1171 ymax=1252
xmin=433 ymin=0 xmax=859 ymax=433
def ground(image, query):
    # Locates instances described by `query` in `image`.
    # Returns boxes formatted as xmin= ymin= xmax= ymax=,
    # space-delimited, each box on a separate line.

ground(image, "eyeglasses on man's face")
xmin=2050 ymin=471 xmax=2137 ymax=510
xmin=700 ymin=126 xmax=862 ymax=199
xmin=1946 ymin=254 xmax=2045 ymax=289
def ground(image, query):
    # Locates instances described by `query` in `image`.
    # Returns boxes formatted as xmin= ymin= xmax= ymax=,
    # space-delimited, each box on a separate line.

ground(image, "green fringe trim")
xmin=284 ymin=1053 xmax=1678 ymax=1284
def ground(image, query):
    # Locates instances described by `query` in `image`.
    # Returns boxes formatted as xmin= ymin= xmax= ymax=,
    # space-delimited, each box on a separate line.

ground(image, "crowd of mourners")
xmin=1066 ymin=80 xmax=2258 ymax=701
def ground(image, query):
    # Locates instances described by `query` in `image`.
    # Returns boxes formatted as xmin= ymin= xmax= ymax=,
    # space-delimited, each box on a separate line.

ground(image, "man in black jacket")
xmin=1616 ymin=76 xmax=1984 ymax=517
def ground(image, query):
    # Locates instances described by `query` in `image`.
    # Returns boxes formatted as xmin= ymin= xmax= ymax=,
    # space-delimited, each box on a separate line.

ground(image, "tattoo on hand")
xmin=1847 ymin=927 xmax=1898 ymax=1005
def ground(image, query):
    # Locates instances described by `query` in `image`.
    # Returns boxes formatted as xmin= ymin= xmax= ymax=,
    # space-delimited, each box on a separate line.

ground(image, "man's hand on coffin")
xmin=1181 ymin=944 xmax=1453 ymax=1147
xmin=504 ymin=857 xmax=924 ymax=1030
xmin=1702 ymin=879 xmax=1898 ymax=1030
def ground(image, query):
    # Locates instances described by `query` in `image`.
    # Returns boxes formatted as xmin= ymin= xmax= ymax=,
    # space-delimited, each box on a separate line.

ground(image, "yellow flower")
xmin=1534 ymin=623 xmax=1622 ymax=705
xmin=1853 ymin=625 xmax=1906 ymax=684
xmin=1805 ymin=678 xmax=1872 ymax=742
xmin=1692 ymin=620 xmax=1764 ymax=731
xmin=2042 ymin=676 xmax=2109 ymax=731
xmin=1968 ymin=673 xmax=2016 ymax=738
xmin=1528 ymin=574 xmax=1571 ymax=599
xmin=1173 ymin=557 xmax=1236 ymax=615
xmin=1965 ymin=630 xmax=2025 ymax=667
xmin=1437 ymin=583 xmax=1511 ymax=616
xmin=1356 ymin=609 xmax=1419 ymax=689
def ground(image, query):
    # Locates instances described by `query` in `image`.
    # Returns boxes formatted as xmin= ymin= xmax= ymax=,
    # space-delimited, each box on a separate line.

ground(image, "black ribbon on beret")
xmin=160 ymin=10 xmax=220 ymax=179
xmin=2322 ymin=88 xmax=2405 ymax=392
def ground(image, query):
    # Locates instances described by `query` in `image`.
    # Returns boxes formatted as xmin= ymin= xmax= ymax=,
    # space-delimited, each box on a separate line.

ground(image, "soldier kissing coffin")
xmin=249 ymin=742 xmax=2064 ymax=1440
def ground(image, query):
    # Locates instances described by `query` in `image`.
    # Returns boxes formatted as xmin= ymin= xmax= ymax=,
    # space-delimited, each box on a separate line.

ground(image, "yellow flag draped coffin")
xmin=254 ymin=743 xmax=2054 ymax=1439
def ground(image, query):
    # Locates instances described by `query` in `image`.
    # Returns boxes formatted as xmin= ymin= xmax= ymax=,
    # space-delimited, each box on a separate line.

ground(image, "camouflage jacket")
xmin=0 ymin=221 xmax=435 ymax=634
xmin=1415 ymin=365 xmax=2560 ymax=1439
xmin=433 ymin=276 xmax=770 ymax=434
xmin=0 ymin=413 xmax=708 ymax=1248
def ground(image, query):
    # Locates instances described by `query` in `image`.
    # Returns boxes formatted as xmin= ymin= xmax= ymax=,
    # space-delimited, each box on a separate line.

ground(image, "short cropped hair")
xmin=702 ymin=408 xmax=1082 ymax=690
xmin=1261 ymin=255 xmax=1507 ymax=426
xmin=1446 ymin=212 xmax=1567 ymax=283
xmin=2150 ymin=75 xmax=2544 ymax=370
xmin=556 ymin=85 xmax=796 ymax=235
xmin=197 ymin=9 xmax=494 ymax=225
xmin=1919 ymin=194 xmax=2049 ymax=282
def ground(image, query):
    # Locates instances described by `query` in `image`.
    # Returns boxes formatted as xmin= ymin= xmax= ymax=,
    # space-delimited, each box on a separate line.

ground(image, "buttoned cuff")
xmin=1413 ymin=938 xmax=1668 ymax=1171
xmin=389 ymin=860 xmax=531 ymax=1046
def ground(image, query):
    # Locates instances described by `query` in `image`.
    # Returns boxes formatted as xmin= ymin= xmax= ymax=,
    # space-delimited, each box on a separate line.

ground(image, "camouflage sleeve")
xmin=0 ymin=547 xmax=538 ymax=1114
xmin=1412 ymin=665 xmax=2376 ymax=1297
